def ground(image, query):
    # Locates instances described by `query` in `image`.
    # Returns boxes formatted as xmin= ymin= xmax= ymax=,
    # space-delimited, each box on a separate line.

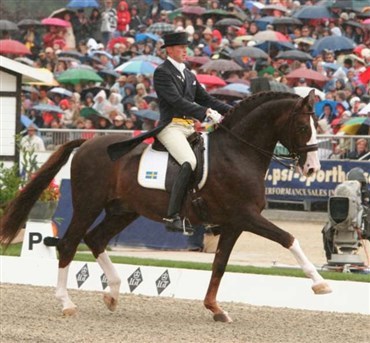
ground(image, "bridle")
xmin=217 ymin=99 xmax=319 ymax=169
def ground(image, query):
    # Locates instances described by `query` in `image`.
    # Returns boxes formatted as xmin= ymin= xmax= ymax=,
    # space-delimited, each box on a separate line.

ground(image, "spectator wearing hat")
xmin=153 ymin=31 xmax=232 ymax=233
xmin=112 ymin=75 xmax=127 ymax=98
xmin=134 ymin=83 xmax=147 ymax=107
xmin=20 ymin=125 xmax=45 ymax=152
xmin=349 ymin=96 xmax=362 ymax=117
xmin=112 ymin=113 xmax=127 ymax=130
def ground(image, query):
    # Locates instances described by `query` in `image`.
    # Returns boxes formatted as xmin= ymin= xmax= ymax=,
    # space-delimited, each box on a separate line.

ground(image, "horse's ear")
xmin=299 ymin=89 xmax=315 ymax=109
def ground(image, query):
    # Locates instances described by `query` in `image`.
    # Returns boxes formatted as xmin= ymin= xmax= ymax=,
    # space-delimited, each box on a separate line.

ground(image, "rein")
xmin=217 ymin=102 xmax=318 ymax=169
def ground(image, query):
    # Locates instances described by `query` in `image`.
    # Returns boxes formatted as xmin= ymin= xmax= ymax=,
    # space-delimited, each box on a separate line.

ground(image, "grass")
xmin=2 ymin=243 xmax=369 ymax=283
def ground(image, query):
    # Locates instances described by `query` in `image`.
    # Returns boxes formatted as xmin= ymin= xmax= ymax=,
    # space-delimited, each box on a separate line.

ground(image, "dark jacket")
xmin=153 ymin=59 xmax=232 ymax=125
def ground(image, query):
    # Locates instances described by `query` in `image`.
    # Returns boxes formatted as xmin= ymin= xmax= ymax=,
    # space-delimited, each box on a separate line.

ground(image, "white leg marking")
xmin=289 ymin=239 xmax=332 ymax=294
xmin=97 ymin=252 xmax=121 ymax=299
xmin=55 ymin=265 xmax=77 ymax=314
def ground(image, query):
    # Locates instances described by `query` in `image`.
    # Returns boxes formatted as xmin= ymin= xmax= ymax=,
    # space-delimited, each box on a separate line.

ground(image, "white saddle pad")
xmin=138 ymin=133 xmax=209 ymax=190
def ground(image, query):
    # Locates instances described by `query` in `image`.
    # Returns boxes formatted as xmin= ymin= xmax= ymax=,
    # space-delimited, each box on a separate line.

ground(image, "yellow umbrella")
xmin=27 ymin=68 xmax=59 ymax=86
xmin=338 ymin=117 xmax=367 ymax=135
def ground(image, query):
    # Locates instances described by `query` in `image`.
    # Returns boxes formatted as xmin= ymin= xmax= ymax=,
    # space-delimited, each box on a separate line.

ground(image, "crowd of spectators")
xmin=1 ymin=0 xmax=369 ymax=158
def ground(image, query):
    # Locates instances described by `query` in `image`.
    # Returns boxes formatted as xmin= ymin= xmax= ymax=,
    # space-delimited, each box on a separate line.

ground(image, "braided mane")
xmin=221 ymin=91 xmax=300 ymax=128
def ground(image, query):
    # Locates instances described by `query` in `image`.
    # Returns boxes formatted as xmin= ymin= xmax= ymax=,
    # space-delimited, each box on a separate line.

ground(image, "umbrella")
xmin=17 ymin=19 xmax=42 ymax=28
xmin=26 ymin=68 xmax=59 ymax=86
xmin=338 ymin=117 xmax=369 ymax=135
xmin=135 ymin=32 xmax=161 ymax=42
xmin=21 ymin=114 xmax=38 ymax=129
xmin=186 ymin=56 xmax=211 ymax=65
xmin=32 ymin=104 xmax=63 ymax=113
xmin=80 ymin=107 xmax=101 ymax=118
xmin=0 ymin=39 xmax=31 ymax=55
xmin=57 ymin=68 xmax=103 ymax=84
xmin=49 ymin=8 xmax=75 ymax=19
xmin=147 ymin=22 xmax=175 ymax=34
xmin=223 ymin=83 xmax=250 ymax=94
xmin=321 ymin=0 xmax=367 ymax=11
xmin=210 ymin=88 xmax=245 ymax=100
xmin=254 ymin=41 xmax=295 ymax=53
xmin=67 ymin=0 xmax=99 ymax=8
xmin=179 ymin=6 xmax=205 ymax=16
xmin=41 ymin=18 xmax=71 ymax=27
xmin=256 ymin=16 xmax=302 ymax=29
xmin=314 ymin=100 xmax=337 ymax=116
xmin=91 ymin=50 xmax=113 ymax=59
xmin=133 ymin=109 xmax=160 ymax=121
xmin=230 ymin=46 xmax=269 ymax=59
xmin=215 ymin=18 xmax=243 ymax=27
xmin=311 ymin=36 xmax=356 ymax=54
xmin=98 ymin=69 xmax=120 ymax=79
xmin=292 ymin=5 xmax=335 ymax=19
xmin=57 ymin=50 xmax=84 ymax=60
xmin=48 ymin=87 xmax=73 ymax=98
xmin=359 ymin=103 xmax=370 ymax=116
xmin=232 ymin=35 xmax=254 ymax=46
xmin=253 ymin=30 xmax=289 ymax=42
xmin=200 ymin=59 xmax=243 ymax=73
xmin=160 ymin=0 xmax=176 ymax=11
xmin=294 ymin=37 xmax=316 ymax=46
xmin=357 ymin=118 xmax=370 ymax=135
xmin=275 ymin=50 xmax=313 ymax=61
xmin=115 ymin=60 xmax=157 ymax=75
xmin=341 ymin=20 xmax=365 ymax=31
xmin=0 ymin=20 xmax=18 ymax=31
xmin=202 ymin=9 xmax=241 ymax=20
xmin=196 ymin=74 xmax=226 ymax=87
xmin=143 ymin=92 xmax=158 ymax=103
xmin=260 ymin=4 xmax=288 ymax=14
xmin=286 ymin=67 xmax=329 ymax=85
xmin=131 ymin=55 xmax=164 ymax=65
xmin=81 ymin=87 xmax=110 ymax=101
xmin=294 ymin=86 xmax=325 ymax=101
xmin=22 ymin=85 xmax=39 ymax=94
xmin=225 ymin=77 xmax=249 ymax=85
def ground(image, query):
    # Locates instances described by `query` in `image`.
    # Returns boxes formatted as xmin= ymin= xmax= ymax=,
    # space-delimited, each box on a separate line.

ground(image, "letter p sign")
xmin=29 ymin=233 xmax=42 ymax=250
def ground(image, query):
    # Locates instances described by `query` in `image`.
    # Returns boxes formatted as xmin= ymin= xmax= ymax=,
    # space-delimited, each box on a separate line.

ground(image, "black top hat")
xmin=161 ymin=32 xmax=189 ymax=49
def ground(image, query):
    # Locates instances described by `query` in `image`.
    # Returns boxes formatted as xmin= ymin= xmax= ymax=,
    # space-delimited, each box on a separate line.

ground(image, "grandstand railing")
xmin=38 ymin=129 xmax=369 ymax=160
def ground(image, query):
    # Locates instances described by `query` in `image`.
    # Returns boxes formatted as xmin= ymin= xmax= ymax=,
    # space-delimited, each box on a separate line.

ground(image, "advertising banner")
xmin=265 ymin=160 xmax=369 ymax=203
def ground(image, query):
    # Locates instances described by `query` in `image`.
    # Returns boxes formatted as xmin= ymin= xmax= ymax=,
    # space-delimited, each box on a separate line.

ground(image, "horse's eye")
xmin=298 ymin=127 xmax=309 ymax=134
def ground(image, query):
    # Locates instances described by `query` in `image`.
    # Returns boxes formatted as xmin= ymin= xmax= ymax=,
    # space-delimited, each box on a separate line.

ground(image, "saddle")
xmin=137 ymin=132 xmax=208 ymax=193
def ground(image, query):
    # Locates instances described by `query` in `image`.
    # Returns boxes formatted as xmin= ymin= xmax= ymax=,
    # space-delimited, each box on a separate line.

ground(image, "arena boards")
xmin=1 ymin=256 xmax=369 ymax=315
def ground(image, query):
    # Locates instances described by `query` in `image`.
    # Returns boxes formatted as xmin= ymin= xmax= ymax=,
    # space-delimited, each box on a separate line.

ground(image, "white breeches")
xmin=157 ymin=122 xmax=197 ymax=171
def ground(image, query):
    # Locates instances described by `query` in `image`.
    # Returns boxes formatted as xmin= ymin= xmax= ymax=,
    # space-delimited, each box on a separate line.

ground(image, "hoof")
xmin=62 ymin=306 xmax=77 ymax=317
xmin=103 ymin=294 xmax=118 ymax=312
xmin=312 ymin=282 xmax=332 ymax=295
xmin=213 ymin=311 xmax=233 ymax=323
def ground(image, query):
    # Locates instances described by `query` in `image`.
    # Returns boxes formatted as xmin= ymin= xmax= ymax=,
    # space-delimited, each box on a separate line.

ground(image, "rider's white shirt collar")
xmin=168 ymin=56 xmax=186 ymax=79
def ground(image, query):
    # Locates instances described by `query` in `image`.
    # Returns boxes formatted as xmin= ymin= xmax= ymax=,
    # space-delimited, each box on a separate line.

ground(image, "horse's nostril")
xmin=307 ymin=168 xmax=315 ymax=177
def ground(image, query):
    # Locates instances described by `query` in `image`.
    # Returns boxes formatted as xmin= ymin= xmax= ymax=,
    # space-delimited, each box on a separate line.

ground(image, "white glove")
xmin=206 ymin=108 xmax=223 ymax=124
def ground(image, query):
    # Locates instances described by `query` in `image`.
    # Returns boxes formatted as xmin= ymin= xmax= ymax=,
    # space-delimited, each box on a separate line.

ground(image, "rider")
xmin=153 ymin=31 xmax=232 ymax=233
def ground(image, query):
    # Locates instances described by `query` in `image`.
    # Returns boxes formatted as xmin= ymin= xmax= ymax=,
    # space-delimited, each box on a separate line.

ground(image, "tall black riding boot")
xmin=164 ymin=162 xmax=194 ymax=234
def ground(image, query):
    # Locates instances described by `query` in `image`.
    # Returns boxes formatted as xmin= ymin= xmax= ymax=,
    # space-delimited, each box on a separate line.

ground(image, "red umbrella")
xmin=253 ymin=30 xmax=289 ymax=42
xmin=359 ymin=67 xmax=370 ymax=85
xmin=286 ymin=67 xmax=328 ymax=85
xmin=41 ymin=17 xmax=71 ymax=27
xmin=0 ymin=39 xmax=31 ymax=55
xmin=196 ymin=74 xmax=226 ymax=87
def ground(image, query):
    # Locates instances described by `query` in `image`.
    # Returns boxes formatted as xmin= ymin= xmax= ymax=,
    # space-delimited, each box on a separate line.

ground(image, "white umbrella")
xmin=294 ymin=86 xmax=325 ymax=101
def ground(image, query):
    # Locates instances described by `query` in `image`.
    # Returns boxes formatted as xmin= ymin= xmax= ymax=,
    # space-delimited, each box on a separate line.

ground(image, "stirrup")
xmin=163 ymin=216 xmax=194 ymax=236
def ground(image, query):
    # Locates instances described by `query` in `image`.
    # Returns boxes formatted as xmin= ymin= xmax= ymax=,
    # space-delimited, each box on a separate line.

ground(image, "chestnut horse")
xmin=1 ymin=91 xmax=331 ymax=321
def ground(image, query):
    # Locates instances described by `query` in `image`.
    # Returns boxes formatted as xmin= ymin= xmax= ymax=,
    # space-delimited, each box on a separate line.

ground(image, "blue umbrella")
xmin=314 ymin=100 xmax=337 ymax=116
xmin=115 ymin=60 xmax=157 ymax=75
xmin=135 ymin=32 xmax=160 ymax=43
xmin=292 ymin=5 xmax=335 ymax=19
xmin=224 ymin=83 xmax=250 ymax=94
xmin=254 ymin=41 xmax=295 ymax=53
xmin=160 ymin=0 xmax=176 ymax=11
xmin=67 ymin=0 xmax=99 ymax=8
xmin=132 ymin=55 xmax=164 ymax=65
xmin=21 ymin=114 xmax=38 ymax=129
xmin=133 ymin=109 xmax=160 ymax=121
xmin=311 ymin=36 xmax=356 ymax=55
xmin=32 ymin=104 xmax=63 ymax=113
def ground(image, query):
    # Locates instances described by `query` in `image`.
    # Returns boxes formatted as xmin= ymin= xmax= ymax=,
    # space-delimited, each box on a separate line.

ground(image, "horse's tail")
xmin=0 ymin=139 xmax=86 ymax=247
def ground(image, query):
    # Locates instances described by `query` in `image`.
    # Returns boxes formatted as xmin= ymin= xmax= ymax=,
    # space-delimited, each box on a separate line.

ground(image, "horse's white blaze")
xmin=289 ymin=239 xmax=324 ymax=285
xmin=303 ymin=116 xmax=320 ymax=175
xmin=97 ymin=252 xmax=121 ymax=297
xmin=56 ymin=265 xmax=76 ymax=310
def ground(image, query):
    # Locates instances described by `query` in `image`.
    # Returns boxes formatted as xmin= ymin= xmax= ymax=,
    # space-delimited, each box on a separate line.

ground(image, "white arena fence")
xmin=37 ymin=129 xmax=369 ymax=161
